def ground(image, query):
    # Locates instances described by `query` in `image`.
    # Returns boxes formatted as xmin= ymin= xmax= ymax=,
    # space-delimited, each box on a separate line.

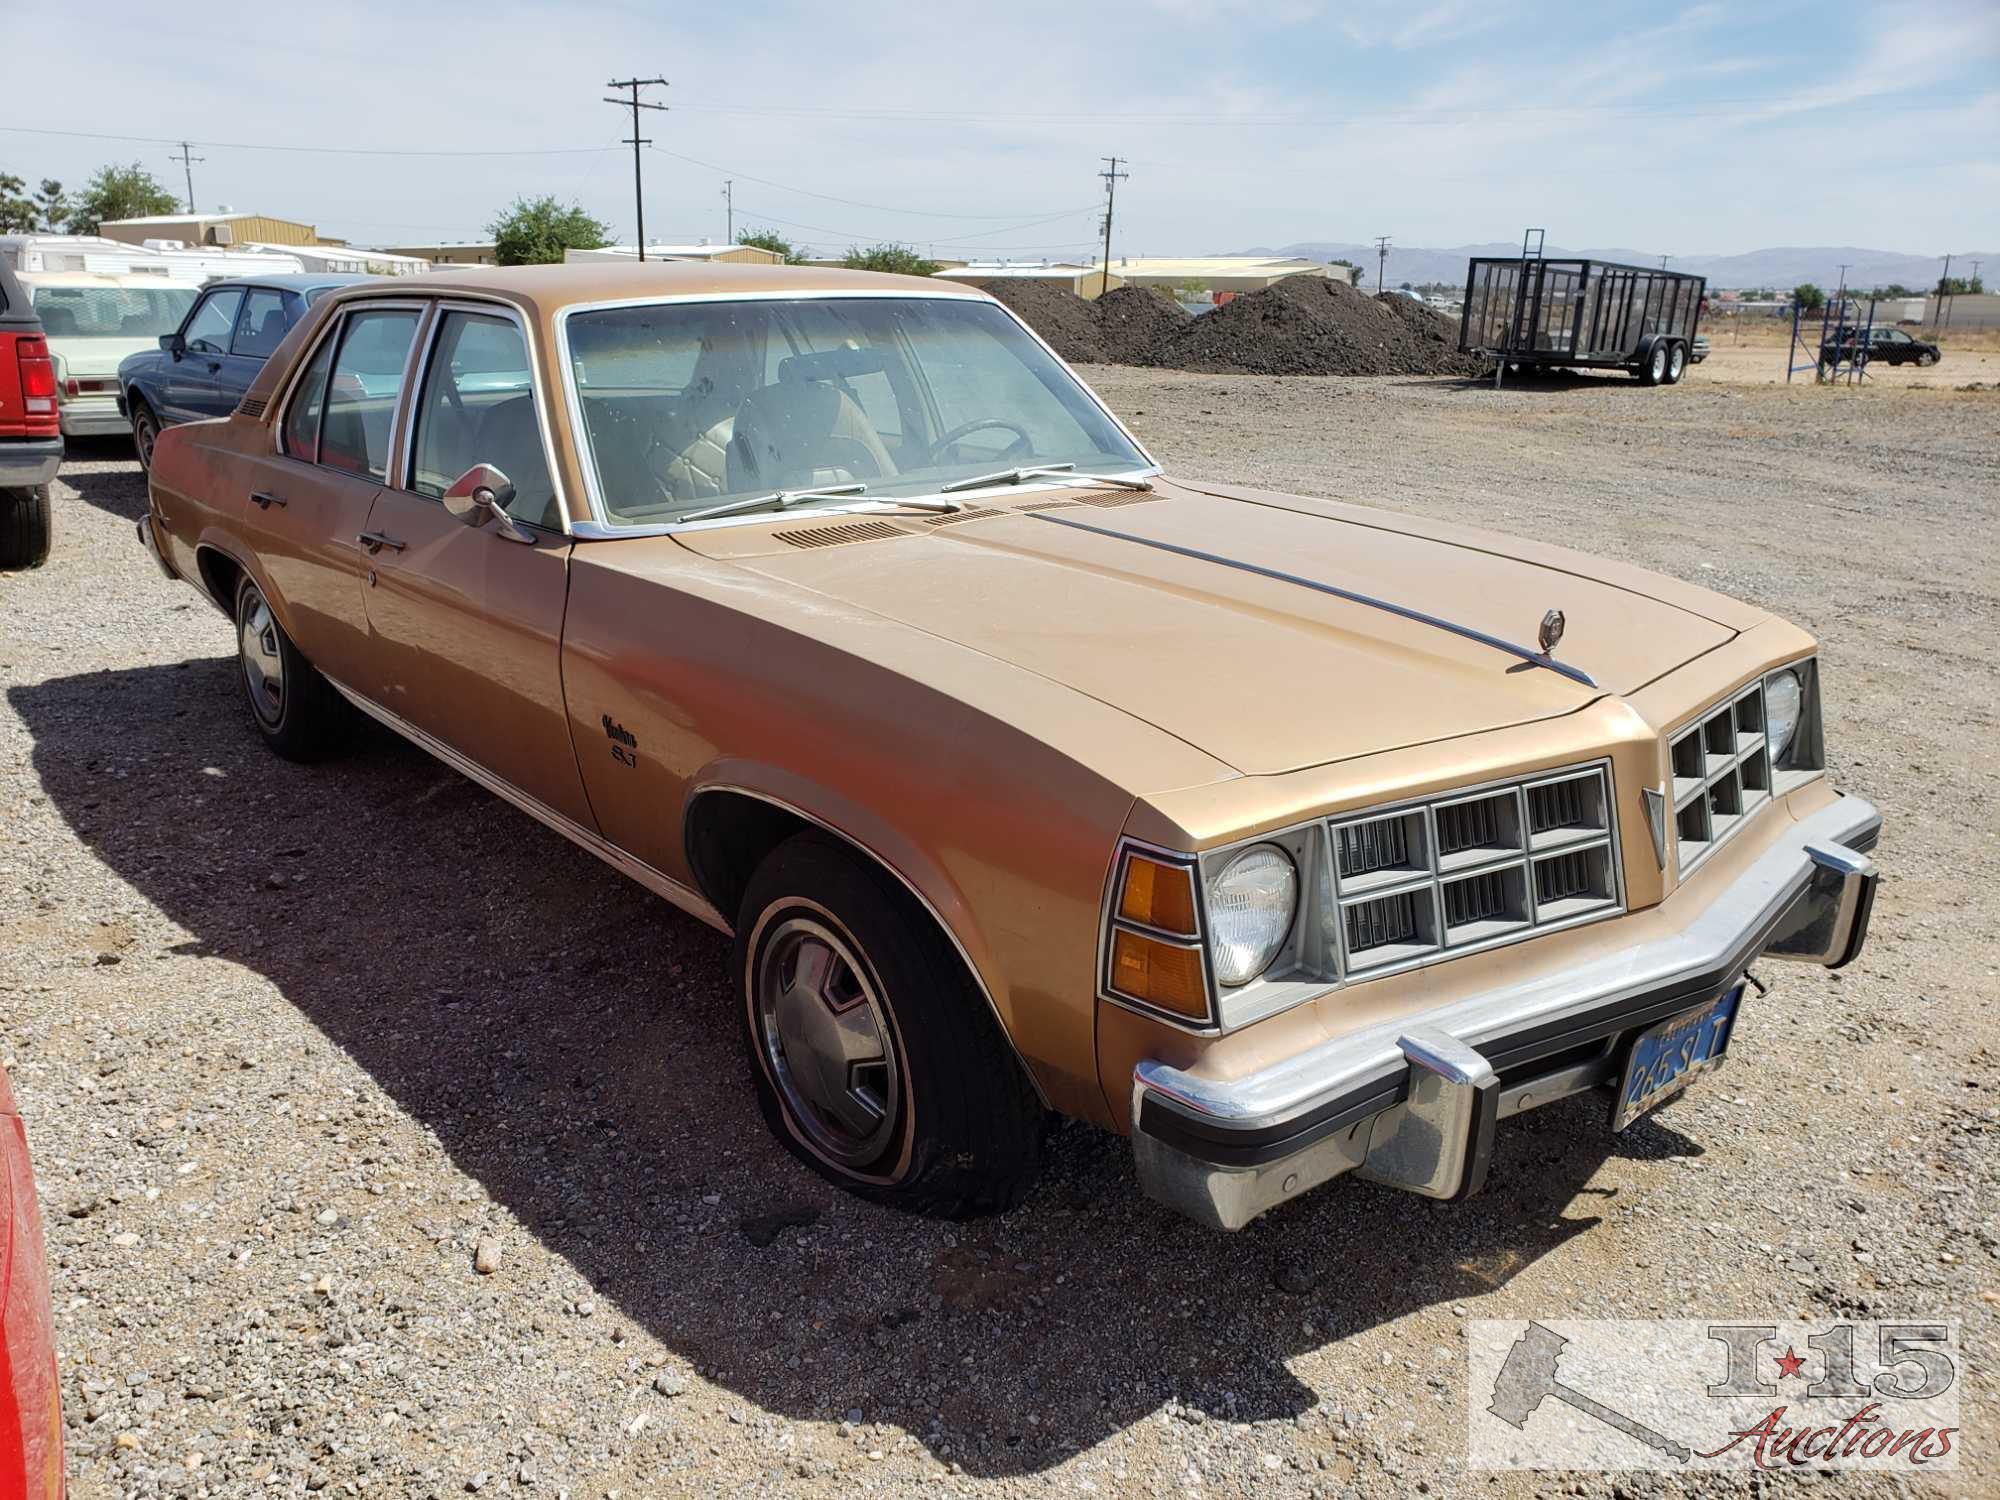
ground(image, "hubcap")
xmin=755 ymin=916 xmax=900 ymax=1167
xmin=238 ymin=592 xmax=285 ymax=726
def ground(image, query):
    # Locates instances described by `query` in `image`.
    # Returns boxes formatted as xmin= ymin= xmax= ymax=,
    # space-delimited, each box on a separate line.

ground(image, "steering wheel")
xmin=920 ymin=418 xmax=1033 ymax=466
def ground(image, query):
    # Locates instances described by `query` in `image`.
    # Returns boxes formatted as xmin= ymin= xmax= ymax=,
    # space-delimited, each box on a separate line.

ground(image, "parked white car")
xmin=16 ymin=272 xmax=199 ymax=438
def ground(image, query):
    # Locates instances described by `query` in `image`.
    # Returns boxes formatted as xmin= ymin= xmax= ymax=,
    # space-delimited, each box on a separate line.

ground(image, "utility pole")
xmin=1834 ymin=262 xmax=1852 ymax=318
xmin=1659 ymin=254 xmax=1671 ymax=269
xmin=721 ymin=180 xmax=734 ymax=245
xmin=168 ymin=141 xmax=204 ymax=214
xmin=1097 ymin=157 xmax=1128 ymax=296
xmin=1933 ymin=253 xmax=1951 ymax=329
xmin=1374 ymin=235 xmax=1392 ymax=293
xmin=603 ymin=76 xmax=669 ymax=260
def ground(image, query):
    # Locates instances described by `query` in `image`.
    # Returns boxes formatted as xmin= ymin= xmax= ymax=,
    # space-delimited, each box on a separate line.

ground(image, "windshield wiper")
xmin=938 ymin=463 xmax=1153 ymax=495
xmin=680 ymin=483 xmax=868 ymax=522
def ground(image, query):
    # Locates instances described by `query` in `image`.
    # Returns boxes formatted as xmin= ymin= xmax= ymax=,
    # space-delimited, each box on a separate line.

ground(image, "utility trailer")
xmin=1459 ymin=256 xmax=1707 ymax=385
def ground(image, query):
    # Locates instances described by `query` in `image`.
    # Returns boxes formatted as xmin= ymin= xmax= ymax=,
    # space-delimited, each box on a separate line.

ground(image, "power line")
xmin=604 ymin=76 xmax=669 ymax=261
xmin=646 ymin=142 xmax=1092 ymax=220
xmin=734 ymin=202 xmax=1093 ymax=250
xmin=168 ymin=141 xmax=203 ymax=213
xmin=0 ymin=124 xmax=624 ymax=157
xmin=1097 ymin=157 xmax=1128 ymax=296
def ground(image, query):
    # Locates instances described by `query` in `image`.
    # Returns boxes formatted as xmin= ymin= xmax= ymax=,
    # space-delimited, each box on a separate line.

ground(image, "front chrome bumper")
xmin=1132 ymin=792 xmax=1881 ymax=1230
xmin=136 ymin=512 xmax=175 ymax=580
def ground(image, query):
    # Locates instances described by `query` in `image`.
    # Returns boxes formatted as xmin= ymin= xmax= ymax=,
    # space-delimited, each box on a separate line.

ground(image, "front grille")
xmin=1322 ymin=763 xmax=1620 ymax=978
xmin=1668 ymin=670 xmax=1809 ymax=877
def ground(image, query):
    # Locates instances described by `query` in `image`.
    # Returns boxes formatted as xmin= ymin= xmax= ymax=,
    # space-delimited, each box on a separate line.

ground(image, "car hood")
xmin=52 ymin=337 xmax=158 ymax=380
xmin=675 ymin=478 xmax=1752 ymax=776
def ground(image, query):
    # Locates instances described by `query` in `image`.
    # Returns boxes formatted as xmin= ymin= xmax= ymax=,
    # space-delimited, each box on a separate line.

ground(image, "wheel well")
xmin=684 ymin=790 xmax=813 ymax=928
xmin=194 ymin=546 xmax=242 ymax=617
xmin=128 ymin=389 xmax=153 ymax=418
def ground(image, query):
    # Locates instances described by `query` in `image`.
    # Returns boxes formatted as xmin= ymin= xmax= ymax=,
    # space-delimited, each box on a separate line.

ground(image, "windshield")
xmin=31 ymin=285 xmax=198 ymax=340
xmin=563 ymin=296 xmax=1148 ymax=525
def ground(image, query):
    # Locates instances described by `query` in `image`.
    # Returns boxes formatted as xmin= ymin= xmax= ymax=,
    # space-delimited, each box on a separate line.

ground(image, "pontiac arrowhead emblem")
xmin=1538 ymin=608 xmax=1566 ymax=655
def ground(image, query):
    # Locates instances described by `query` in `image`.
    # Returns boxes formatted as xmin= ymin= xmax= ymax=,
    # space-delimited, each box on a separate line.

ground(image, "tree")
xmin=65 ymin=162 xmax=179 ymax=234
xmin=840 ymin=243 xmax=940 ymax=277
xmin=736 ymin=228 xmax=806 ymax=264
xmin=485 ymin=195 xmax=610 ymax=266
xmin=34 ymin=179 xmax=69 ymax=232
xmin=1792 ymin=282 xmax=1825 ymax=312
xmin=1937 ymin=275 xmax=1984 ymax=296
xmin=0 ymin=173 xmax=36 ymax=233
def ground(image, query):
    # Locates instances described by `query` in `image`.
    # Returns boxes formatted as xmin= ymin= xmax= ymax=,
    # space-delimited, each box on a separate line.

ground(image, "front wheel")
xmin=233 ymin=574 xmax=349 ymax=760
xmin=735 ymin=831 xmax=1044 ymax=1218
xmin=1917 ymin=350 xmax=1939 ymax=367
xmin=0 ymin=485 xmax=52 ymax=570
xmin=1639 ymin=343 xmax=1669 ymax=385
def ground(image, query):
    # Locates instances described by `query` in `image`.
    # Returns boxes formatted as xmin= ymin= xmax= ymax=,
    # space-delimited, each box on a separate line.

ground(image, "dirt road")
xmin=4 ymin=368 xmax=1995 ymax=1497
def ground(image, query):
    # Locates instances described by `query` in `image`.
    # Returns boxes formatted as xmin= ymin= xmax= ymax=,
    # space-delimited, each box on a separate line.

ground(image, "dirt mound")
xmin=1091 ymin=285 xmax=1190 ymax=364
xmin=984 ymin=280 xmax=1106 ymax=363
xmin=1153 ymin=278 xmax=1489 ymax=377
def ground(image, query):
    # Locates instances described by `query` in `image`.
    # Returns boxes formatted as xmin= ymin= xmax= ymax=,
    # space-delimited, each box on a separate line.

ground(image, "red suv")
xmin=1 ymin=1063 xmax=62 ymax=1498
xmin=0 ymin=257 xmax=62 ymax=568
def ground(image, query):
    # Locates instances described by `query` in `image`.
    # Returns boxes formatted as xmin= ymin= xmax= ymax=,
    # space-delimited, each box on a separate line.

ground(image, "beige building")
xmin=98 ymin=211 xmax=324 ymax=249
xmin=1103 ymin=256 xmax=1340 ymax=293
xmin=381 ymin=241 xmax=498 ymax=266
xmin=934 ymin=262 xmax=1125 ymax=298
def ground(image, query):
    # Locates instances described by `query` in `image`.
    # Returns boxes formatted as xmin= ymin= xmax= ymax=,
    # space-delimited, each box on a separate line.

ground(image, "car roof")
xmin=330 ymin=260 xmax=983 ymax=320
xmin=203 ymin=272 xmax=378 ymax=293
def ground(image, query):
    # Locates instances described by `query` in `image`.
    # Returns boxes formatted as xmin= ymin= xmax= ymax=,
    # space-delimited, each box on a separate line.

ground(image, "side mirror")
xmin=160 ymin=333 xmax=185 ymax=357
xmin=442 ymin=463 xmax=535 ymax=544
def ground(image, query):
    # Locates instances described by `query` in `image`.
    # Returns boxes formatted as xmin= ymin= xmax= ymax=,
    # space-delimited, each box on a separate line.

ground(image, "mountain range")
xmin=1236 ymin=242 xmax=1994 ymax=292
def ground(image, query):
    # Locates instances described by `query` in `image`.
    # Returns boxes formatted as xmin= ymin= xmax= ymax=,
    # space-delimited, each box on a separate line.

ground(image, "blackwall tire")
xmin=232 ymin=574 xmax=349 ymax=761
xmin=735 ymin=831 xmax=1044 ymax=1218
xmin=1665 ymin=342 xmax=1687 ymax=384
xmin=131 ymin=401 xmax=160 ymax=472
xmin=0 ymin=484 xmax=52 ymax=570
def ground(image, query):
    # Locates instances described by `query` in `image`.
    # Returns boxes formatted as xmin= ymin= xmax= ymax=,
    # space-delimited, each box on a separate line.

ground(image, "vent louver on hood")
xmin=236 ymin=396 xmax=268 ymax=419
xmin=774 ymin=520 xmax=910 ymax=550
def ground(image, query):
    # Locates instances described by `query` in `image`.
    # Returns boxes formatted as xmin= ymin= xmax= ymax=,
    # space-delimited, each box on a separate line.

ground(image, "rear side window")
xmin=231 ymin=290 xmax=292 ymax=360
xmin=184 ymin=290 xmax=243 ymax=355
xmin=283 ymin=330 xmax=337 ymax=459
xmin=319 ymin=308 xmax=421 ymax=481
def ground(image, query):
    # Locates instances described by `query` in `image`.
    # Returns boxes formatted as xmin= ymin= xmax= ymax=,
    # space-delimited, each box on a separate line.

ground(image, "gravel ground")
xmin=4 ymin=370 xmax=1996 ymax=1499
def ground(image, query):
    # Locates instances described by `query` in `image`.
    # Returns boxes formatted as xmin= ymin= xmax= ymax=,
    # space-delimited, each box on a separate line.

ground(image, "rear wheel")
xmin=1664 ymin=342 xmax=1687 ymax=384
xmin=735 ymin=831 xmax=1043 ymax=1218
xmin=130 ymin=399 xmax=160 ymax=472
xmin=1639 ymin=343 xmax=1669 ymax=385
xmin=0 ymin=485 xmax=52 ymax=570
xmin=233 ymin=574 xmax=349 ymax=760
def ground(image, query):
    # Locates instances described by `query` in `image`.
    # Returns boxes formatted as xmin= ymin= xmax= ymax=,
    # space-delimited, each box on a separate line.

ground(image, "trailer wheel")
xmin=1638 ymin=343 xmax=1669 ymax=385
xmin=1664 ymin=342 xmax=1687 ymax=385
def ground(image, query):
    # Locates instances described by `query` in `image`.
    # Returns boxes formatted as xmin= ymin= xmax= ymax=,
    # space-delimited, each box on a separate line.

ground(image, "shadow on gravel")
xmin=56 ymin=445 xmax=148 ymax=520
xmin=13 ymin=660 xmax=1698 ymax=1477
xmin=1407 ymin=371 xmax=1653 ymax=394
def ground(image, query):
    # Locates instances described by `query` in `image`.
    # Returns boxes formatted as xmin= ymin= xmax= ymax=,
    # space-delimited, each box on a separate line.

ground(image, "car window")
xmin=183 ymin=290 xmax=243 ymax=355
xmin=408 ymin=311 xmax=557 ymax=529
xmin=28 ymin=285 xmax=196 ymax=340
xmin=320 ymin=308 xmax=421 ymax=481
xmin=282 ymin=327 xmax=338 ymax=459
xmin=230 ymin=290 xmax=292 ymax=360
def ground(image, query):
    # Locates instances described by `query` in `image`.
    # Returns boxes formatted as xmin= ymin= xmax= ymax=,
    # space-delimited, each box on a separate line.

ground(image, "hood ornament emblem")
xmin=1538 ymin=608 xmax=1566 ymax=655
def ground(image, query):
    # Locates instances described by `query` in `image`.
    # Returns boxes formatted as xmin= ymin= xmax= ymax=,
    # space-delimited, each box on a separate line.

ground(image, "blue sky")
xmin=4 ymin=0 xmax=1994 ymax=257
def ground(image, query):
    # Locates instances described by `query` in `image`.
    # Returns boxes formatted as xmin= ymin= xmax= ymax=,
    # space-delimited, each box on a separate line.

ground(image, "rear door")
xmin=354 ymin=301 xmax=590 ymax=826
xmin=229 ymin=299 xmax=426 ymax=688
xmin=160 ymin=287 xmax=243 ymax=422
xmin=217 ymin=286 xmax=293 ymax=406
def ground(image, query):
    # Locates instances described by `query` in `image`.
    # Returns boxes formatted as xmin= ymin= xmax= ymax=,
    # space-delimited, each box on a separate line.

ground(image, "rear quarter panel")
xmin=0 ymin=1071 xmax=62 ymax=1500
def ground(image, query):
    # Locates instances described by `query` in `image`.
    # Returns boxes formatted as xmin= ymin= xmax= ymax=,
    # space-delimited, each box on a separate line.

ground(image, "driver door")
xmin=355 ymin=303 xmax=592 ymax=828
xmin=161 ymin=287 xmax=243 ymax=422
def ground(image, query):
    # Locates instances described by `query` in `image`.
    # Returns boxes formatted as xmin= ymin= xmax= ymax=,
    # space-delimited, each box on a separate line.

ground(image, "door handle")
xmin=356 ymin=531 xmax=405 ymax=553
xmin=250 ymin=491 xmax=286 ymax=510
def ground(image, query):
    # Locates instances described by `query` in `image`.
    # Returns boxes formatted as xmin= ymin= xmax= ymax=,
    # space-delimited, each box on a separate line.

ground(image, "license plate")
xmin=1611 ymin=986 xmax=1742 ymax=1131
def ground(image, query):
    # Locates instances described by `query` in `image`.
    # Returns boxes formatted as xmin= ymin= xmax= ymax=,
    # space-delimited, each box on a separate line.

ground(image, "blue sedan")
xmin=118 ymin=273 xmax=374 ymax=469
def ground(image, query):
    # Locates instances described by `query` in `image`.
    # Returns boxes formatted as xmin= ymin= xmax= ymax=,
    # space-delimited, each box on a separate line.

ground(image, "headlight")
xmin=1765 ymin=668 xmax=1803 ymax=760
xmin=1205 ymin=844 xmax=1297 ymax=986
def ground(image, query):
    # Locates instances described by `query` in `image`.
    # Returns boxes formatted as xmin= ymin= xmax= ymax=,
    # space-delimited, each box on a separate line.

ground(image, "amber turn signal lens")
xmin=1118 ymin=854 xmax=1198 ymax=936
xmin=1110 ymin=929 xmax=1209 ymax=1020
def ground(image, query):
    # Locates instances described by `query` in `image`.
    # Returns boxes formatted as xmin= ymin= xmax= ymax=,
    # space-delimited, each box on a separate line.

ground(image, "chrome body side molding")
xmin=326 ymin=678 xmax=729 ymax=933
